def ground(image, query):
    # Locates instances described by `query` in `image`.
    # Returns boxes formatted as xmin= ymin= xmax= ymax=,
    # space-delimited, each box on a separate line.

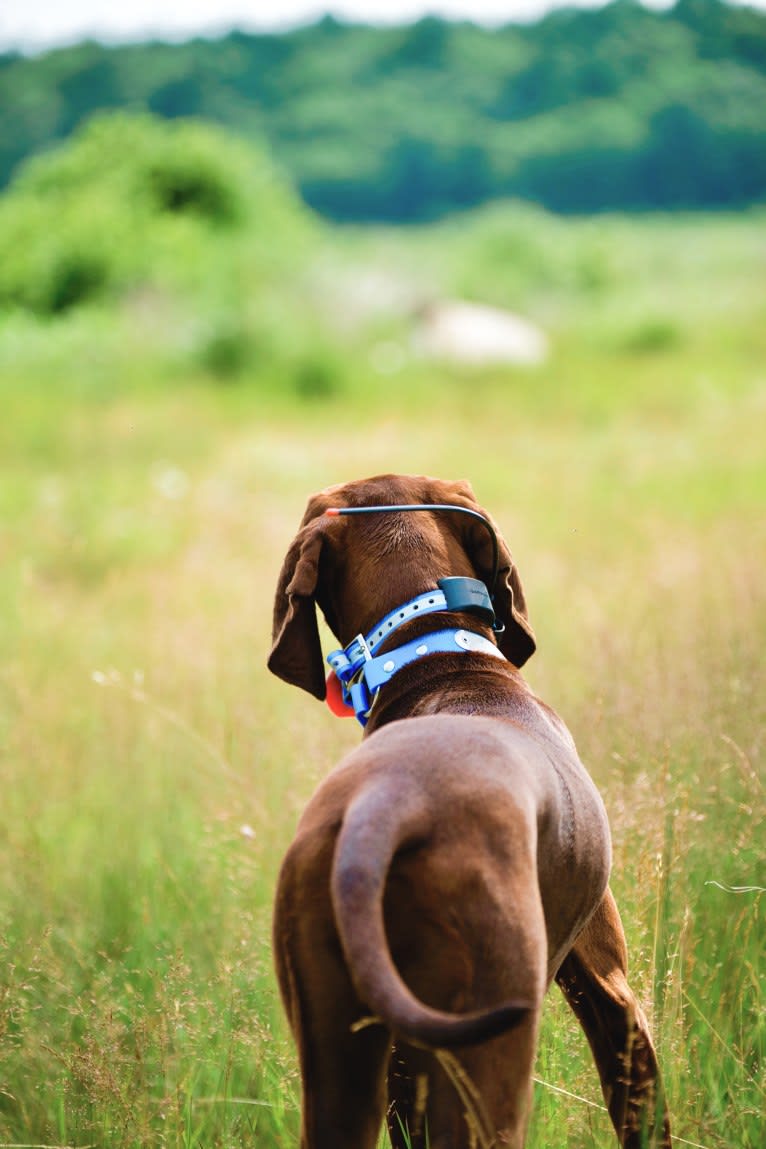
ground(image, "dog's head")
xmin=268 ymin=474 xmax=536 ymax=699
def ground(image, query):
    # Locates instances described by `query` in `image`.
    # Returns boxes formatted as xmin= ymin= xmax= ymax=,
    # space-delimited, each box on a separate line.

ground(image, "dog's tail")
xmin=331 ymin=783 xmax=532 ymax=1049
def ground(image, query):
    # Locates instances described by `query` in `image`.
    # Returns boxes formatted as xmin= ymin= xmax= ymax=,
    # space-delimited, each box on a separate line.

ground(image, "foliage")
xmin=0 ymin=113 xmax=764 ymax=1144
xmin=2 ymin=0 xmax=766 ymax=221
xmin=0 ymin=113 xmax=313 ymax=318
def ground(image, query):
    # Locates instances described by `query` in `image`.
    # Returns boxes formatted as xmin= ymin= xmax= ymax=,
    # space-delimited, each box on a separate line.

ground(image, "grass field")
xmin=0 ymin=195 xmax=764 ymax=1149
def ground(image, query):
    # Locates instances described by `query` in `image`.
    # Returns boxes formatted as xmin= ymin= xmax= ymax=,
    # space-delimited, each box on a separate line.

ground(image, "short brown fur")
xmin=268 ymin=474 xmax=670 ymax=1149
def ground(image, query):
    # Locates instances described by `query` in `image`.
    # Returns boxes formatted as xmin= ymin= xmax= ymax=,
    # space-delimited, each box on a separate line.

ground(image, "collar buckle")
xmin=326 ymin=578 xmax=501 ymax=727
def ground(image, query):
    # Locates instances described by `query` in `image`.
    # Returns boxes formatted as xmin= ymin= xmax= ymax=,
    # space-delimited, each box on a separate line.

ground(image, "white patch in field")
xmin=151 ymin=463 xmax=190 ymax=500
xmin=416 ymin=300 xmax=548 ymax=366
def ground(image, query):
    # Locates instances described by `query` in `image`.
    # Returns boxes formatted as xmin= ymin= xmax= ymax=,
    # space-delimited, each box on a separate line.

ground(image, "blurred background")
xmin=1 ymin=2 xmax=764 ymax=1147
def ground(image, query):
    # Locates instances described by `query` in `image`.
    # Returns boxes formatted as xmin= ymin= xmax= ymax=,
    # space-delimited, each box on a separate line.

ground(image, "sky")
xmin=4 ymin=0 xmax=759 ymax=54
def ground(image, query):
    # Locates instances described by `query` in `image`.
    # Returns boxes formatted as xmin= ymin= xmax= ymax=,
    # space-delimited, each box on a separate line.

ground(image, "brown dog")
xmin=268 ymin=474 xmax=670 ymax=1149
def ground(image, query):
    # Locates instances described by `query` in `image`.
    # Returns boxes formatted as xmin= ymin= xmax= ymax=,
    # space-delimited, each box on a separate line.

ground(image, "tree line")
xmin=2 ymin=0 xmax=765 ymax=221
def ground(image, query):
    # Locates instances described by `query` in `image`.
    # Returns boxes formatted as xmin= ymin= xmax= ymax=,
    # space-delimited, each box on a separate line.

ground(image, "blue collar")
xmin=326 ymin=578 xmax=505 ymax=726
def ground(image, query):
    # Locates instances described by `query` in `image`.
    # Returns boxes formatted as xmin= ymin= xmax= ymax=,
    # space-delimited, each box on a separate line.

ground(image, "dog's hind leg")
xmin=555 ymin=887 xmax=671 ymax=1149
xmin=274 ymin=833 xmax=392 ymax=1149
xmin=383 ymin=864 xmax=546 ymax=1149
xmin=386 ymin=1014 xmax=540 ymax=1149
xmin=386 ymin=1044 xmax=432 ymax=1149
xmin=293 ymin=1000 xmax=390 ymax=1149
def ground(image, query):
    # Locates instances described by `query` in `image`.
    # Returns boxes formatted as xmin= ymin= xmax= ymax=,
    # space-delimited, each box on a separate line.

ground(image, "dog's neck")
xmin=326 ymin=581 xmax=508 ymax=727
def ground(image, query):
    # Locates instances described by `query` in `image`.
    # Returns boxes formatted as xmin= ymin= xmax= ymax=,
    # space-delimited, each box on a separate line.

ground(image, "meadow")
xmin=0 ymin=116 xmax=764 ymax=1148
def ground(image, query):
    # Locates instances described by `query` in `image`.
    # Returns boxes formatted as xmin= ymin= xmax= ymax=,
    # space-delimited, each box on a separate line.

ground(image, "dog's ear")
xmin=491 ymin=545 xmax=536 ymax=668
xmin=432 ymin=479 xmax=536 ymax=668
xmin=268 ymin=515 xmax=328 ymax=699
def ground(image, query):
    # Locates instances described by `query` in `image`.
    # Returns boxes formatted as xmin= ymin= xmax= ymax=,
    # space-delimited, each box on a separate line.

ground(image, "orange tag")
xmin=325 ymin=671 xmax=355 ymax=717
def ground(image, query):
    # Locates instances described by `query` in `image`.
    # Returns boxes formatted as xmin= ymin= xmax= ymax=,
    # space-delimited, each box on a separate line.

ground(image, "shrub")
xmin=0 ymin=193 xmax=130 ymax=315
xmin=621 ymin=317 xmax=682 ymax=354
xmin=0 ymin=113 xmax=311 ymax=317
xmin=197 ymin=319 xmax=258 ymax=379
xmin=144 ymin=154 xmax=241 ymax=224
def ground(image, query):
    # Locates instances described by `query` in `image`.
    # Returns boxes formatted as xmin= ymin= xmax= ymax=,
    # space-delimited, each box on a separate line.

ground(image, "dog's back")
xmin=279 ymin=713 xmax=610 ymax=1051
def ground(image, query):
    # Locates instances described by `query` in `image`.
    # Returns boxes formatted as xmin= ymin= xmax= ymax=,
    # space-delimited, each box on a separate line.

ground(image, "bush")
xmin=621 ymin=317 xmax=683 ymax=354
xmin=144 ymin=154 xmax=241 ymax=224
xmin=12 ymin=114 xmax=252 ymax=224
xmin=197 ymin=319 xmax=258 ymax=379
xmin=0 ymin=113 xmax=311 ymax=317
xmin=291 ymin=345 xmax=347 ymax=400
xmin=0 ymin=193 xmax=131 ymax=315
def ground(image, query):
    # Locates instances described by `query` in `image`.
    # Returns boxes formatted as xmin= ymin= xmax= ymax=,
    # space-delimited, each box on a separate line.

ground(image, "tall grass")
xmin=0 ymin=202 xmax=764 ymax=1148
